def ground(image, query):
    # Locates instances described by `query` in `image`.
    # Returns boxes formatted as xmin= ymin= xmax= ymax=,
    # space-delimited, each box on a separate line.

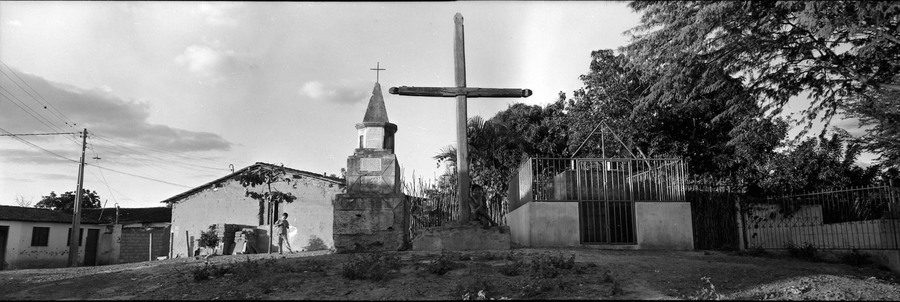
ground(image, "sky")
xmin=0 ymin=1 xmax=874 ymax=209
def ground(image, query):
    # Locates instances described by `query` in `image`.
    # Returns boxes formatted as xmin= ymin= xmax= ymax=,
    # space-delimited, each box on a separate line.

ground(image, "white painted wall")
xmin=1 ymin=220 xmax=101 ymax=269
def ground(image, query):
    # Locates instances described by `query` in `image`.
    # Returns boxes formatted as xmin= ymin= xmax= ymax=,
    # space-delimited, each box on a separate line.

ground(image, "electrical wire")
xmin=0 ymin=60 xmax=78 ymax=128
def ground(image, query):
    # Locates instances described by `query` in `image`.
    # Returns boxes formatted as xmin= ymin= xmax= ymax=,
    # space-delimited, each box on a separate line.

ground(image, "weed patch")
xmin=685 ymin=276 xmax=725 ymax=300
xmin=340 ymin=253 xmax=401 ymax=281
xmin=786 ymin=242 xmax=820 ymax=262
xmin=841 ymin=249 xmax=872 ymax=266
xmin=426 ymin=252 xmax=466 ymax=275
xmin=192 ymin=262 xmax=230 ymax=282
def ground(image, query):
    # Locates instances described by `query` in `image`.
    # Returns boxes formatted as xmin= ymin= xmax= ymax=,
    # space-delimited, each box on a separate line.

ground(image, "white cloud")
xmin=299 ymin=80 xmax=371 ymax=105
xmin=197 ymin=3 xmax=240 ymax=26
xmin=7 ymin=20 xmax=23 ymax=27
xmin=175 ymin=43 xmax=250 ymax=83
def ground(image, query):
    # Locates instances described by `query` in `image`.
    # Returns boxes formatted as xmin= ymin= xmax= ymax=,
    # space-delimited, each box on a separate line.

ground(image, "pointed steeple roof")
xmin=362 ymin=82 xmax=390 ymax=123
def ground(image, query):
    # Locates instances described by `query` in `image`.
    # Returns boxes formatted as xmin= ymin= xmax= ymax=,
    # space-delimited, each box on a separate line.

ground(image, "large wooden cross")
xmin=389 ymin=13 xmax=531 ymax=223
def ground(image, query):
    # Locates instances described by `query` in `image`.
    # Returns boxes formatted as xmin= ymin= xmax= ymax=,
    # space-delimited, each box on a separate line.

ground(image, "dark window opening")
xmin=31 ymin=227 xmax=50 ymax=246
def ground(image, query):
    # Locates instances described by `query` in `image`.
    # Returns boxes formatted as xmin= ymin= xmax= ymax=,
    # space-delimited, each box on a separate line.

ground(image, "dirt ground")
xmin=1 ymin=247 xmax=898 ymax=300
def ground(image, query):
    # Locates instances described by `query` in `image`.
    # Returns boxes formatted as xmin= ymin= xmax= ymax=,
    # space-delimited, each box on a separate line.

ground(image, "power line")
xmin=0 ymin=131 xmax=79 ymax=136
xmin=1 ymin=127 xmax=193 ymax=189
xmin=89 ymin=133 xmax=231 ymax=172
xmin=84 ymin=162 xmax=192 ymax=188
xmin=0 ymin=126 xmax=79 ymax=163
xmin=0 ymin=88 xmax=67 ymax=134
xmin=87 ymin=137 xmax=120 ymax=208
xmin=0 ymin=60 xmax=77 ymax=128
xmin=0 ymin=89 xmax=83 ymax=148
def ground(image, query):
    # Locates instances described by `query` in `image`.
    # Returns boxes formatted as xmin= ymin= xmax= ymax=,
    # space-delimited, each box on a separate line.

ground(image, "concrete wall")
xmin=0 ymin=220 xmax=101 ymax=269
xmin=170 ymin=175 xmax=342 ymax=258
xmin=747 ymin=219 xmax=900 ymax=249
xmin=505 ymin=202 xmax=580 ymax=247
xmin=506 ymin=201 xmax=693 ymax=250
xmin=635 ymin=202 xmax=694 ymax=250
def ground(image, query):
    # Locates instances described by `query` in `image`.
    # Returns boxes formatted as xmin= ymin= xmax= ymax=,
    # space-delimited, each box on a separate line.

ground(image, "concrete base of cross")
xmin=411 ymin=223 xmax=511 ymax=251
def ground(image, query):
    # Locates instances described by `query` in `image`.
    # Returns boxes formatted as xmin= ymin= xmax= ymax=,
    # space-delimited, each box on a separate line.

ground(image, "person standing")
xmin=275 ymin=212 xmax=294 ymax=254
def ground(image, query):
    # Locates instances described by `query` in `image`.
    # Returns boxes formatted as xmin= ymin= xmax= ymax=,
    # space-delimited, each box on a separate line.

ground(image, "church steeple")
xmin=355 ymin=82 xmax=398 ymax=152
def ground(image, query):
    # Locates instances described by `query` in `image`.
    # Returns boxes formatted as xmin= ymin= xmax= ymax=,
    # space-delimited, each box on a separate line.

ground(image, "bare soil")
xmin=0 ymin=248 xmax=898 ymax=300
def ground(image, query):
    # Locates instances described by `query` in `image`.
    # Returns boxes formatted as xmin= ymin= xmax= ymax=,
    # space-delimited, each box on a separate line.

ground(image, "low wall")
xmin=506 ymin=201 xmax=694 ymax=250
xmin=505 ymin=202 xmax=581 ymax=247
xmin=747 ymin=219 xmax=900 ymax=250
xmin=635 ymin=202 xmax=694 ymax=250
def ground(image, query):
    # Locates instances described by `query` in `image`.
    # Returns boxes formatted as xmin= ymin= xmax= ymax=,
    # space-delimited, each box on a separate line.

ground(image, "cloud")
xmin=299 ymin=80 xmax=371 ymax=105
xmin=0 ymin=67 xmax=232 ymax=159
xmin=175 ymin=42 xmax=250 ymax=83
xmin=7 ymin=20 xmax=22 ymax=27
xmin=0 ymin=149 xmax=79 ymax=165
xmin=197 ymin=3 xmax=240 ymax=26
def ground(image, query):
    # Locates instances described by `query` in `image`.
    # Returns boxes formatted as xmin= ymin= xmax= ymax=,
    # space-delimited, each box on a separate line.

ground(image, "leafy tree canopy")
xmin=34 ymin=189 xmax=101 ymax=214
xmin=625 ymin=1 xmax=900 ymax=140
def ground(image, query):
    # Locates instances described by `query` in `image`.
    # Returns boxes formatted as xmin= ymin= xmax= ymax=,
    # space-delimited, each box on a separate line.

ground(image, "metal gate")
xmin=577 ymin=159 xmax=635 ymax=244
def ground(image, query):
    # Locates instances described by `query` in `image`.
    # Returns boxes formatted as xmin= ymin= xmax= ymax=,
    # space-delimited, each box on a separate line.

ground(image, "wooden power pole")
xmin=67 ymin=128 xmax=87 ymax=267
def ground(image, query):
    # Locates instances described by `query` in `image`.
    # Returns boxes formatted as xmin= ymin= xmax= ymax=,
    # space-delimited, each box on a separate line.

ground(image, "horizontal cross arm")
xmin=389 ymin=86 xmax=532 ymax=98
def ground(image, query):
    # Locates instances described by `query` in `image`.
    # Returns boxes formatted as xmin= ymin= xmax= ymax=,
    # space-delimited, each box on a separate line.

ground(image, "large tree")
xmin=567 ymin=49 xmax=788 ymax=181
xmin=625 ymin=1 xmax=900 ymax=141
xmin=34 ymin=189 xmax=101 ymax=214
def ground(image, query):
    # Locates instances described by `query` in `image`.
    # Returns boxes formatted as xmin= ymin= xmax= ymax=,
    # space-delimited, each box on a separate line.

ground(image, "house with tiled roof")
xmin=162 ymin=162 xmax=344 ymax=258
xmin=0 ymin=205 xmax=102 ymax=270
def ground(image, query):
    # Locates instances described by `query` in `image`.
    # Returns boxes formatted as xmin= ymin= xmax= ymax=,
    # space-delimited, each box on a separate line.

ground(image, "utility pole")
xmin=67 ymin=128 xmax=87 ymax=267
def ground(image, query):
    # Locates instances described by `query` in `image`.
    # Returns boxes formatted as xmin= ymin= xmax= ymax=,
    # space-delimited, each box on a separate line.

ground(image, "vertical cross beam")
xmin=454 ymin=13 xmax=471 ymax=223
xmin=370 ymin=62 xmax=386 ymax=83
xmin=389 ymin=13 xmax=531 ymax=225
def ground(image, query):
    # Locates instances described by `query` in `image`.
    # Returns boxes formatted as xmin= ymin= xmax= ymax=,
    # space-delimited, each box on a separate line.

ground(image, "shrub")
xmin=427 ymin=252 xmax=465 ymax=275
xmin=841 ymin=249 xmax=872 ymax=266
xmin=786 ymin=242 xmax=819 ymax=261
xmin=304 ymin=235 xmax=329 ymax=251
xmin=498 ymin=258 xmax=525 ymax=276
xmin=340 ymin=253 xmax=401 ymax=281
xmin=609 ymin=280 xmax=625 ymax=296
xmin=192 ymin=262 xmax=230 ymax=282
xmin=198 ymin=225 xmax=219 ymax=250
xmin=520 ymin=278 xmax=569 ymax=298
xmin=602 ymin=270 xmax=615 ymax=283
xmin=528 ymin=253 xmax=576 ymax=279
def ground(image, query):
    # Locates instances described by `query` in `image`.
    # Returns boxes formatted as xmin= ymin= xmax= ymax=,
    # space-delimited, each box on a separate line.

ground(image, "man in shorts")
xmin=274 ymin=212 xmax=294 ymax=254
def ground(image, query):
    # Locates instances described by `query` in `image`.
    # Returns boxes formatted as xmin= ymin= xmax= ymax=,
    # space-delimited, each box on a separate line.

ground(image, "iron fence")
xmin=516 ymin=157 xmax=687 ymax=203
xmin=686 ymin=181 xmax=745 ymax=250
xmin=742 ymin=185 xmax=900 ymax=250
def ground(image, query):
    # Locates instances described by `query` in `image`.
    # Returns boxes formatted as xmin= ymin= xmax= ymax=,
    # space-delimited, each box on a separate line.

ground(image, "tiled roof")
xmin=0 ymin=205 xmax=99 ymax=224
xmin=159 ymin=162 xmax=344 ymax=205
xmin=81 ymin=207 xmax=171 ymax=224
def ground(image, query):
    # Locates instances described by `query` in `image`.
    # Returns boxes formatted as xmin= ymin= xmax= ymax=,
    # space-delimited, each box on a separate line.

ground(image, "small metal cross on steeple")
xmin=370 ymin=62 xmax=386 ymax=83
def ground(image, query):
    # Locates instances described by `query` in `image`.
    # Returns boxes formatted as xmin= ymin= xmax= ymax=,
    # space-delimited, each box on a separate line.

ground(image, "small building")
xmin=506 ymin=157 xmax=694 ymax=249
xmin=163 ymin=162 xmax=344 ymax=258
xmin=81 ymin=207 xmax=171 ymax=265
xmin=0 ymin=205 xmax=102 ymax=270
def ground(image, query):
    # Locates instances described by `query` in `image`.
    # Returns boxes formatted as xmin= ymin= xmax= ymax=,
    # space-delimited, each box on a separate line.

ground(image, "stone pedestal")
xmin=412 ymin=223 xmax=511 ymax=251
xmin=333 ymin=193 xmax=409 ymax=253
